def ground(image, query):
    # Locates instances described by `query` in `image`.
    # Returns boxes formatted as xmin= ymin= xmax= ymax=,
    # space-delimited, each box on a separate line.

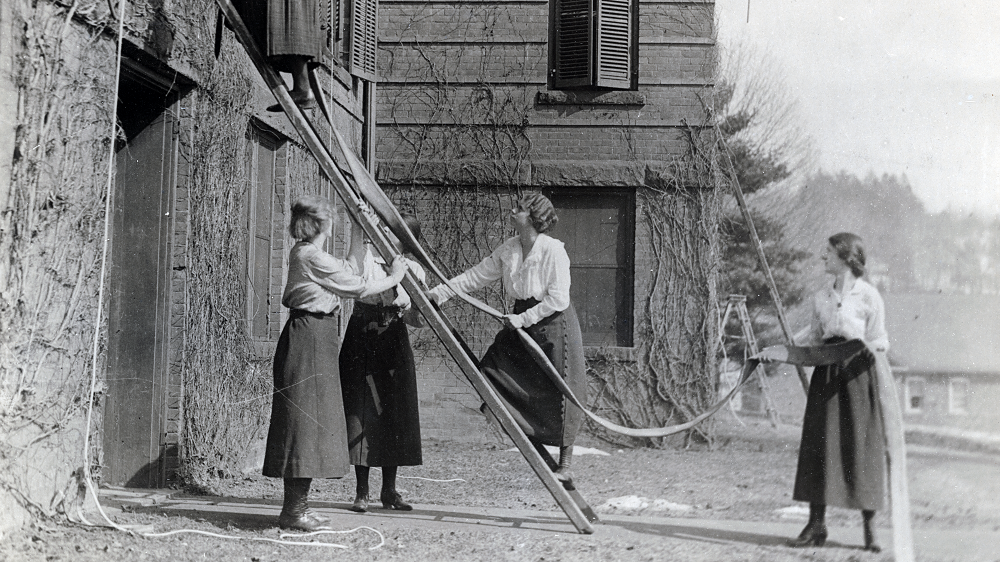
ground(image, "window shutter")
xmin=553 ymin=0 xmax=593 ymax=89
xmin=594 ymin=0 xmax=632 ymax=89
xmin=348 ymin=0 xmax=378 ymax=81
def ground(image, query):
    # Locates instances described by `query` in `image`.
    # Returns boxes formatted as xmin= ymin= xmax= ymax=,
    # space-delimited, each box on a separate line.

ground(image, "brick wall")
xmin=376 ymin=0 xmax=716 ymax=442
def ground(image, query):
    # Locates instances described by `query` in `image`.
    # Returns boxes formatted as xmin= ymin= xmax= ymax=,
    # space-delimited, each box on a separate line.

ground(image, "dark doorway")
xmin=102 ymin=54 xmax=189 ymax=488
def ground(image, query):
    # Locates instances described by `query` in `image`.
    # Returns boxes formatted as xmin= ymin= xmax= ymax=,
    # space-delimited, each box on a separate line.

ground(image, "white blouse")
xmin=357 ymin=247 xmax=427 ymax=307
xmin=429 ymin=234 xmax=571 ymax=328
xmin=281 ymin=241 xmax=366 ymax=314
xmin=805 ymin=277 xmax=889 ymax=352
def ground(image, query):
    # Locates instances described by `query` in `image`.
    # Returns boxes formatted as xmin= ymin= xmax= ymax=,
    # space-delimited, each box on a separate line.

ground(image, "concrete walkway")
xmin=99 ymin=488 xmax=999 ymax=561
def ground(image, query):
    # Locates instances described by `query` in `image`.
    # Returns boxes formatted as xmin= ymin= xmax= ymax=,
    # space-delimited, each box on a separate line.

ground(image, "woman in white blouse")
xmin=263 ymin=195 xmax=406 ymax=532
xmin=429 ymin=193 xmax=587 ymax=481
xmin=788 ymin=232 xmax=888 ymax=552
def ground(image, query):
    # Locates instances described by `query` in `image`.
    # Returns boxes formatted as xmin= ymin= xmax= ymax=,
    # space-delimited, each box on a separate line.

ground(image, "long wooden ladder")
xmin=214 ymin=0 xmax=595 ymax=533
xmin=720 ymin=295 xmax=780 ymax=426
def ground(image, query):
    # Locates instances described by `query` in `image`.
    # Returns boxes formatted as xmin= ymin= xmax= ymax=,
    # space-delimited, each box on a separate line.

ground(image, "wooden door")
xmin=103 ymin=108 xmax=177 ymax=487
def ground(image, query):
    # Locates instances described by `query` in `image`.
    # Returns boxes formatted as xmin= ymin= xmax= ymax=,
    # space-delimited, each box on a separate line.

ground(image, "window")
xmin=905 ymin=376 xmax=926 ymax=414
xmin=246 ymin=124 xmax=283 ymax=340
xmin=344 ymin=0 xmax=378 ymax=80
xmin=948 ymin=378 xmax=970 ymax=415
xmin=546 ymin=190 xmax=634 ymax=346
xmin=550 ymin=0 xmax=638 ymax=90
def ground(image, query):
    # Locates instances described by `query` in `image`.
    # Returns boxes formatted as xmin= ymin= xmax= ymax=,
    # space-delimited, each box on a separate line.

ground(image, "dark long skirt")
xmin=262 ymin=310 xmax=350 ymax=478
xmin=480 ymin=299 xmax=587 ymax=447
xmin=793 ymin=338 xmax=886 ymax=510
xmin=339 ymin=303 xmax=422 ymax=467
xmin=234 ymin=0 xmax=326 ymax=69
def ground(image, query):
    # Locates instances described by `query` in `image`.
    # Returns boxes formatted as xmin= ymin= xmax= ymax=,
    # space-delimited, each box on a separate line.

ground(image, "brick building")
xmin=0 ymin=0 xmax=371 ymax=530
xmin=0 ymin=0 xmax=719 ymax=534
xmin=885 ymin=294 xmax=1000 ymax=435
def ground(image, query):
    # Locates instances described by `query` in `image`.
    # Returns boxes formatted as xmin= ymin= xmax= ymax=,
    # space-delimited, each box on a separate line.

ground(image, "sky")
xmin=715 ymin=0 xmax=1000 ymax=216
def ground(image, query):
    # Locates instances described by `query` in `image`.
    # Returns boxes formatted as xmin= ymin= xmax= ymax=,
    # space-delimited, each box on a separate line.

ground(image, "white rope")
xmin=80 ymin=0 xmax=127 ymax=533
xmin=399 ymin=476 xmax=467 ymax=483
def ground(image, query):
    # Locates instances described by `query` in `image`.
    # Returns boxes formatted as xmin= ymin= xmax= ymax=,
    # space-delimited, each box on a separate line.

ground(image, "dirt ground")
xmin=4 ymin=406 xmax=1000 ymax=562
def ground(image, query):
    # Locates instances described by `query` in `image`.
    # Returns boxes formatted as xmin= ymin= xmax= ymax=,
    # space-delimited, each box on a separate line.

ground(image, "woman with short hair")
xmin=263 ymin=195 xmax=406 ymax=531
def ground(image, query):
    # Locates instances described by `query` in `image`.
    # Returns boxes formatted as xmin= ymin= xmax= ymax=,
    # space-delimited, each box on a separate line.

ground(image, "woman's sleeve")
xmin=395 ymin=259 xmax=427 ymax=302
xmin=410 ymin=259 xmax=427 ymax=285
xmin=307 ymin=252 xmax=367 ymax=299
xmin=517 ymin=244 xmax=571 ymax=328
xmin=428 ymin=246 xmax=504 ymax=303
xmin=804 ymin=294 xmax=823 ymax=346
xmin=865 ymin=289 xmax=890 ymax=352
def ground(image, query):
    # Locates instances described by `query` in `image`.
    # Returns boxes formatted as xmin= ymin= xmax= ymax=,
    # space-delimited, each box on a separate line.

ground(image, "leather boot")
xmin=351 ymin=466 xmax=370 ymax=513
xmin=278 ymin=478 xmax=330 ymax=531
xmin=862 ymin=510 xmax=881 ymax=552
xmin=787 ymin=503 xmax=827 ymax=547
xmin=379 ymin=466 xmax=412 ymax=510
xmin=554 ymin=445 xmax=574 ymax=483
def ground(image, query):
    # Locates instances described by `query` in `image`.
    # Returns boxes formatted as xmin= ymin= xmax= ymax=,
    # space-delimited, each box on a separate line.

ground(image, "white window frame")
xmin=948 ymin=377 xmax=970 ymax=415
xmin=904 ymin=376 xmax=926 ymax=414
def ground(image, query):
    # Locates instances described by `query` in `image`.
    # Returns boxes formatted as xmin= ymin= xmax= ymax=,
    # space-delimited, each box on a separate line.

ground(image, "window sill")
xmin=537 ymin=91 xmax=646 ymax=107
xmin=584 ymin=346 xmax=639 ymax=363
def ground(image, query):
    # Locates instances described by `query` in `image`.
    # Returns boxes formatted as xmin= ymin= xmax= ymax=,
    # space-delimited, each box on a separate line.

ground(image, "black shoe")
xmin=278 ymin=510 xmax=331 ymax=532
xmin=554 ymin=468 xmax=574 ymax=484
xmin=380 ymin=490 xmax=413 ymax=511
xmin=786 ymin=524 xmax=828 ymax=547
xmin=267 ymin=93 xmax=317 ymax=113
xmin=349 ymin=494 xmax=369 ymax=513
xmin=863 ymin=527 xmax=881 ymax=553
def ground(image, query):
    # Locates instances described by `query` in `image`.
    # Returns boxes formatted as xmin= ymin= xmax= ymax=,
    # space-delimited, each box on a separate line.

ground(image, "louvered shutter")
xmin=348 ymin=0 xmax=378 ymax=81
xmin=553 ymin=0 xmax=593 ymax=89
xmin=594 ymin=0 xmax=632 ymax=88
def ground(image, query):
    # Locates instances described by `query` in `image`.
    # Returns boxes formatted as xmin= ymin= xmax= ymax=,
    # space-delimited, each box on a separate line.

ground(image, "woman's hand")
xmin=753 ymin=346 xmax=789 ymax=364
xmin=388 ymin=255 xmax=408 ymax=281
xmin=391 ymin=289 xmax=412 ymax=310
xmin=502 ymin=314 xmax=524 ymax=330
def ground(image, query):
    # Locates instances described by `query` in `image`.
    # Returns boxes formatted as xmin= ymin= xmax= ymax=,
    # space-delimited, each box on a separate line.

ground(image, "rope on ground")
xmin=399 ymin=476 xmax=467 ymax=483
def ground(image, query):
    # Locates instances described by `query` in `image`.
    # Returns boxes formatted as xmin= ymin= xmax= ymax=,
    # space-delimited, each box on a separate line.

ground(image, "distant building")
xmin=884 ymin=294 xmax=1000 ymax=435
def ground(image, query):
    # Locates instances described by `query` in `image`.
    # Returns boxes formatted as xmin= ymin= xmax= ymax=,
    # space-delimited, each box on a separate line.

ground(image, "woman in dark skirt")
xmin=264 ymin=195 xmax=406 ymax=531
xmin=429 ymin=193 xmax=587 ymax=480
xmin=234 ymin=0 xmax=327 ymax=109
xmin=340 ymin=214 xmax=426 ymax=513
xmin=786 ymin=232 xmax=889 ymax=552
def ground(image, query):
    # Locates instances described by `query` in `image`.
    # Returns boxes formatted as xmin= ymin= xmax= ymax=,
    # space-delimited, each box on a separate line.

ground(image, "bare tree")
xmin=715 ymin=37 xmax=818 ymax=194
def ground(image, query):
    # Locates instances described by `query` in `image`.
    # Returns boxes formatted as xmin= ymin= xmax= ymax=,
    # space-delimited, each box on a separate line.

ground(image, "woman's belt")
xmin=289 ymin=308 xmax=337 ymax=318
xmin=513 ymin=298 xmax=540 ymax=314
xmin=352 ymin=301 xmax=402 ymax=326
